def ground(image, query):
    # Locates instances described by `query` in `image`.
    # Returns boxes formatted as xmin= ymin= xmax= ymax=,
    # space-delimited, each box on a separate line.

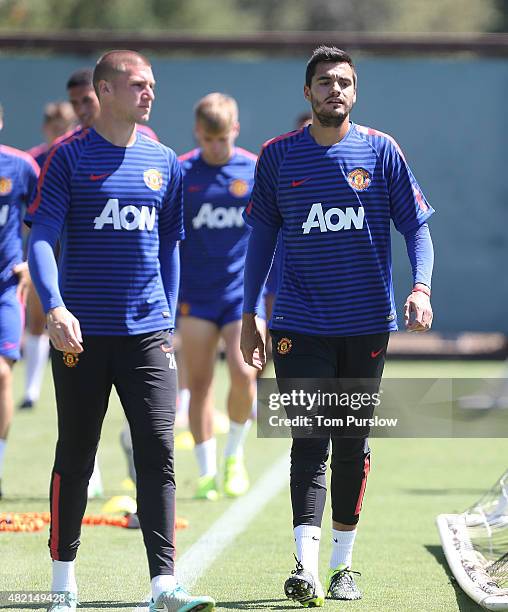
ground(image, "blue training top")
xmin=26 ymin=127 xmax=184 ymax=335
xmin=179 ymin=147 xmax=257 ymax=303
xmin=243 ymin=122 xmax=434 ymax=336
xmin=0 ymin=145 xmax=39 ymax=286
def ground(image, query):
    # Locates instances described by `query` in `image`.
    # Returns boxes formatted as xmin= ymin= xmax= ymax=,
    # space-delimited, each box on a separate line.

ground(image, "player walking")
xmin=27 ymin=51 xmax=215 ymax=612
xmin=66 ymin=67 xmax=159 ymax=497
xmin=178 ymin=93 xmax=263 ymax=500
xmin=241 ymin=46 xmax=434 ymax=606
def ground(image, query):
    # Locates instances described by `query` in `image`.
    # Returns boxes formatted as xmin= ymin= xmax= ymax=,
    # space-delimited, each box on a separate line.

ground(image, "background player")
xmin=0 ymin=103 xmax=39 ymax=498
xmin=27 ymin=51 xmax=214 ymax=612
xmin=178 ymin=93 xmax=263 ymax=501
xmin=27 ymin=101 xmax=77 ymax=168
xmin=241 ymin=46 xmax=434 ymax=606
xmin=20 ymin=102 xmax=76 ymax=411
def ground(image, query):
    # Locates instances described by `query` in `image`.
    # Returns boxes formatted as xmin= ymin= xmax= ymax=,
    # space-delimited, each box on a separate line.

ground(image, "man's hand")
xmin=241 ymin=313 xmax=266 ymax=370
xmin=47 ymin=306 xmax=84 ymax=353
xmin=404 ymin=286 xmax=433 ymax=332
xmin=12 ymin=262 xmax=30 ymax=304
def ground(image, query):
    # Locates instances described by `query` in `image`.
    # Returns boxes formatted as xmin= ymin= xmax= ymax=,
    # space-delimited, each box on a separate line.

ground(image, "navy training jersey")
xmin=179 ymin=147 xmax=257 ymax=302
xmin=244 ymin=122 xmax=434 ymax=336
xmin=27 ymin=128 xmax=184 ymax=335
xmin=0 ymin=145 xmax=39 ymax=285
xmin=27 ymin=142 xmax=50 ymax=170
xmin=27 ymin=125 xmax=158 ymax=170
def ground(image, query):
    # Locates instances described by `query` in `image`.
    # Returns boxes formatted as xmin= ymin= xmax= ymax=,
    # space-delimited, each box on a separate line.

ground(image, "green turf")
xmin=1 ymin=358 xmax=506 ymax=610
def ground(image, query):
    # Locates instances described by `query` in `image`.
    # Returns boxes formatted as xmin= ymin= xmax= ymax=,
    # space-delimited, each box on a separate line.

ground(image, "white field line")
xmin=134 ymin=451 xmax=289 ymax=610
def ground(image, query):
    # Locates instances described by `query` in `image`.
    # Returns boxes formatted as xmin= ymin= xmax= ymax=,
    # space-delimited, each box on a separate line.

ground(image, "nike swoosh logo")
xmin=333 ymin=538 xmax=338 ymax=543
xmin=291 ymin=178 xmax=311 ymax=187
xmin=89 ymin=173 xmax=111 ymax=181
xmin=312 ymin=536 xmax=320 ymax=541
xmin=371 ymin=348 xmax=384 ymax=358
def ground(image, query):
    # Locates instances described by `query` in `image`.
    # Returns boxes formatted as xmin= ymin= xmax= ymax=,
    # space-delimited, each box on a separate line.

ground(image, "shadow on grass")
xmin=0 ymin=602 xmax=140 ymax=610
xmin=425 ymin=544 xmax=484 ymax=611
xmin=403 ymin=488 xmax=487 ymax=496
xmin=216 ymin=600 xmax=298 ymax=610
xmin=0 ymin=497 xmax=50 ymax=503
xmin=0 ymin=599 xmax=298 ymax=611
xmin=79 ymin=603 xmax=142 ymax=609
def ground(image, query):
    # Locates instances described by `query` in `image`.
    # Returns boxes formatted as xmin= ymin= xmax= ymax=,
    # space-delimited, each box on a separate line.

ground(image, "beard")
xmin=311 ymin=96 xmax=351 ymax=128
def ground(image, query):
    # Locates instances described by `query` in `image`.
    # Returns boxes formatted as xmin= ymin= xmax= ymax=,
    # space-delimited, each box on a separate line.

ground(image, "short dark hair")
xmin=305 ymin=46 xmax=356 ymax=87
xmin=66 ymin=68 xmax=93 ymax=90
xmin=93 ymin=50 xmax=151 ymax=97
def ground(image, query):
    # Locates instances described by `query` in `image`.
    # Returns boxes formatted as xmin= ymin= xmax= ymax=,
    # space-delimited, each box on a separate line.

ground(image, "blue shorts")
xmin=0 ymin=281 xmax=23 ymax=361
xmin=178 ymin=295 xmax=266 ymax=328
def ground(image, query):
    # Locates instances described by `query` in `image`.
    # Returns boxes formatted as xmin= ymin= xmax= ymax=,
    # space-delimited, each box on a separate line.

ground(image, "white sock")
xmin=0 ymin=439 xmax=6 ymax=478
xmin=330 ymin=528 xmax=357 ymax=569
xmin=194 ymin=438 xmax=217 ymax=478
xmin=151 ymin=574 xmax=177 ymax=600
xmin=224 ymin=419 xmax=252 ymax=458
xmin=177 ymin=388 xmax=190 ymax=415
xmin=24 ymin=333 xmax=50 ymax=402
xmin=294 ymin=524 xmax=321 ymax=578
xmin=51 ymin=560 xmax=77 ymax=594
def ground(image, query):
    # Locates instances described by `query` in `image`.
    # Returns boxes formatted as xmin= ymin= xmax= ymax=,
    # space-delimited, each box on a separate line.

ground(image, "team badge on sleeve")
xmin=347 ymin=168 xmax=371 ymax=191
xmin=229 ymin=179 xmax=249 ymax=198
xmin=277 ymin=337 xmax=292 ymax=355
xmin=143 ymin=169 xmax=163 ymax=191
xmin=0 ymin=177 xmax=13 ymax=195
xmin=63 ymin=353 xmax=79 ymax=368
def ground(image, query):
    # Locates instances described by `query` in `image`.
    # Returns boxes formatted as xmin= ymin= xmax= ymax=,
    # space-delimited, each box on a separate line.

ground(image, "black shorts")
xmin=271 ymin=329 xmax=389 ymax=525
xmin=270 ymin=329 xmax=389 ymax=438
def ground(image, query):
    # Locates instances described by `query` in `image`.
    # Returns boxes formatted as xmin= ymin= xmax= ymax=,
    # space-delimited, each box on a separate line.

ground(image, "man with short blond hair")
xmin=27 ymin=50 xmax=214 ymax=612
xmin=178 ymin=92 xmax=262 ymax=501
xmin=194 ymin=92 xmax=239 ymax=132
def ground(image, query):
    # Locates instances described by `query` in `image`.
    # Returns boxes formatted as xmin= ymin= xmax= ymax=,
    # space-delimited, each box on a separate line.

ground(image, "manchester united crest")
xmin=179 ymin=303 xmax=191 ymax=316
xmin=277 ymin=337 xmax=292 ymax=355
xmin=347 ymin=168 xmax=371 ymax=191
xmin=63 ymin=352 xmax=79 ymax=368
xmin=144 ymin=169 xmax=163 ymax=191
xmin=229 ymin=179 xmax=249 ymax=198
xmin=0 ymin=177 xmax=13 ymax=195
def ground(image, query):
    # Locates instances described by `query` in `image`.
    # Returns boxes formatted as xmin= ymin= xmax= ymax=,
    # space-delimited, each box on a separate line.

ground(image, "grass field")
xmin=1 ymin=358 xmax=506 ymax=611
